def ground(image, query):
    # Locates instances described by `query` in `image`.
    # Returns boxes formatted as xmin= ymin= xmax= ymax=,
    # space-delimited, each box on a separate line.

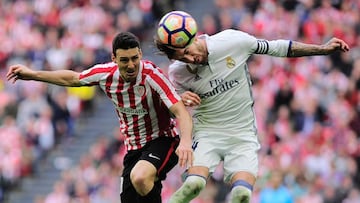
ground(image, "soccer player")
xmin=155 ymin=28 xmax=349 ymax=202
xmin=7 ymin=32 xmax=194 ymax=203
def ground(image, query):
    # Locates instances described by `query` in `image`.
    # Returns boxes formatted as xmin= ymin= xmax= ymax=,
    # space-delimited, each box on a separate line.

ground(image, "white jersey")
xmin=169 ymin=29 xmax=291 ymax=138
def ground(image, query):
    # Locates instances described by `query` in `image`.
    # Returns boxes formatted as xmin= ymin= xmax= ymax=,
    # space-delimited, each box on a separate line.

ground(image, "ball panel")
xmin=163 ymin=15 xmax=184 ymax=32
xmin=184 ymin=17 xmax=197 ymax=35
xmin=157 ymin=26 xmax=169 ymax=44
xmin=170 ymin=31 xmax=191 ymax=48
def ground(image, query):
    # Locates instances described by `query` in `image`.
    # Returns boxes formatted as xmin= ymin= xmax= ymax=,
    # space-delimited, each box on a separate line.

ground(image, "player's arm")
xmin=288 ymin=37 xmax=350 ymax=57
xmin=7 ymin=64 xmax=82 ymax=86
xmin=250 ymin=34 xmax=349 ymax=57
xmin=169 ymin=101 xmax=193 ymax=168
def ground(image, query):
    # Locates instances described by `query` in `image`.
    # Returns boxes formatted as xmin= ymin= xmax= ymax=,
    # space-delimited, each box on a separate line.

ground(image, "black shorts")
xmin=121 ymin=136 xmax=179 ymax=201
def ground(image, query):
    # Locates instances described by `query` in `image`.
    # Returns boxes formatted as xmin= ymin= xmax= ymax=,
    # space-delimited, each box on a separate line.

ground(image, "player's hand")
xmin=324 ymin=37 xmax=350 ymax=53
xmin=175 ymin=140 xmax=193 ymax=168
xmin=181 ymin=91 xmax=201 ymax=107
xmin=6 ymin=64 xmax=34 ymax=83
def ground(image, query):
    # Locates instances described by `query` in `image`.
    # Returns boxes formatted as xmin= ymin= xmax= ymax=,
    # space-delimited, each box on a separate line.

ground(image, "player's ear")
xmin=138 ymin=48 xmax=143 ymax=58
xmin=111 ymin=53 xmax=116 ymax=62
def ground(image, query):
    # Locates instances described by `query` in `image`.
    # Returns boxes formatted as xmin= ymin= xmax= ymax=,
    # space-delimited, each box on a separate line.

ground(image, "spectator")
xmin=259 ymin=170 xmax=293 ymax=203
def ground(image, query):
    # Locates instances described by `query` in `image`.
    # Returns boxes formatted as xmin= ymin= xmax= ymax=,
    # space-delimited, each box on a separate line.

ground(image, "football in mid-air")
xmin=157 ymin=11 xmax=198 ymax=48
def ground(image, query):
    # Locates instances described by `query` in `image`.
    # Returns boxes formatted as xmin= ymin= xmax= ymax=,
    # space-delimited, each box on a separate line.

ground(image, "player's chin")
xmin=127 ymin=72 xmax=137 ymax=78
xmin=124 ymin=75 xmax=136 ymax=82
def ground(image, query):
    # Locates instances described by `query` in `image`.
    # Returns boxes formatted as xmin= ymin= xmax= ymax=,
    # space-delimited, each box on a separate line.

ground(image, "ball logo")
xmin=176 ymin=37 xmax=184 ymax=43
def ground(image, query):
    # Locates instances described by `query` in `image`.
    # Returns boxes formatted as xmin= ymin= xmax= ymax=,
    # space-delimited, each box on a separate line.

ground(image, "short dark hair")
xmin=154 ymin=36 xmax=176 ymax=60
xmin=112 ymin=32 xmax=140 ymax=56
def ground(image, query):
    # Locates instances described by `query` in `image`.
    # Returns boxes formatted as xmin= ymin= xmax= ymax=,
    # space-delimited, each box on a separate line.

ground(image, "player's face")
xmin=172 ymin=39 xmax=208 ymax=64
xmin=112 ymin=47 xmax=142 ymax=82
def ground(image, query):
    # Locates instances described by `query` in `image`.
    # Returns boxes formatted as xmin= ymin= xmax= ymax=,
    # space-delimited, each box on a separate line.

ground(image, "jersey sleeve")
xmin=211 ymin=29 xmax=291 ymax=57
xmin=255 ymin=39 xmax=292 ymax=57
xmin=78 ymin=63 xmax=115 ymax=86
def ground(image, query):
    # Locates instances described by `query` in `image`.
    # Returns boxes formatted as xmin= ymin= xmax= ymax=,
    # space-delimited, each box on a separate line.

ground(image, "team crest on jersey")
xmin=226 ymin=56 xmax=235 ymax=69
xmin=134 ymin=85 xmax=146 ymax=96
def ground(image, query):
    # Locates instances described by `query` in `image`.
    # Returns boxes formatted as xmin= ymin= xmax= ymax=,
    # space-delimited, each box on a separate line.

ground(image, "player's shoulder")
xmin=142 ymin=60 xmax=163 ymax=73
xmin=82 ymin=62 xmax=118 ymax=76
xmin=167 ymin=60 xmax=196 ymax=83
xmin=212 ymin=29 xmax=254 ymax=39
xmin=141 ymin=60 xmax=169 ymax=79
xmin=207 ymin=29 xmax=257 ymax=53
xmin=168 ymin=60 xmax=187 ymax=74
xmin=79 ymin=62 xmax=117 ymax=84
xmin=91 ymin=61 xmax=118 ymax=70
xmin=142 ymin=60 xmax=158 ymax=69
xmin=169 ymin=60 xmax=187 ymax=68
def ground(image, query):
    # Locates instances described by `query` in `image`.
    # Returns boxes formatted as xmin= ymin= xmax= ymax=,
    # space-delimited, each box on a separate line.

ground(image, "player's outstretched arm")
xmin=169 ymin=101 xmax=194 ymax=168
xmin=7 ymin=64 xmax=82 ymax=87
xmin=289 ymin=37 xmax=350 ymax=57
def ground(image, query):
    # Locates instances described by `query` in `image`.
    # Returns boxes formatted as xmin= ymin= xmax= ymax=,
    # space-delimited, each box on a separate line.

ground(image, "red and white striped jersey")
xmin=79 ymin=60 xmax=181 ymax=151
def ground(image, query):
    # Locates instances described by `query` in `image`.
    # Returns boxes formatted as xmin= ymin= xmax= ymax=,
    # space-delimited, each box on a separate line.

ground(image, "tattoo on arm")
xmin=288 ymin=41 xmax=328 ymax=57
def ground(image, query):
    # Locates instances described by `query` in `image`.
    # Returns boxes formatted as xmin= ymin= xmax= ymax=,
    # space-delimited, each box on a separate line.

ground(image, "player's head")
xmin=112 ymin=32 xmax=142 ymax=82
xmin=154 ymin=36 xmax=208 ymax=65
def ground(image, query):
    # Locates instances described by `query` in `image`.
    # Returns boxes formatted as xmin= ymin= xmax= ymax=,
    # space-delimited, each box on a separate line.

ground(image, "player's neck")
xmin=199 ymin=39 xmax=209 ymax=63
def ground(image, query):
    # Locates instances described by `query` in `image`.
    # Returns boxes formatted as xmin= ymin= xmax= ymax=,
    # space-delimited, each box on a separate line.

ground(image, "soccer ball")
xmin=157 ymin=11 xmax=198 ymax=48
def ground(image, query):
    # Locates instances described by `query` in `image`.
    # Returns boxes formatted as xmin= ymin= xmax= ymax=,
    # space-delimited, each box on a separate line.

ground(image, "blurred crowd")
xmin=0 ymin=0 xmax=360 ymax=203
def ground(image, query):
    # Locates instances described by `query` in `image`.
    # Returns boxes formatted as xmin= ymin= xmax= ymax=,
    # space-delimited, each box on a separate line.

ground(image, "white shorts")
xmin=192 ymin=131 xmax=260 ymax=183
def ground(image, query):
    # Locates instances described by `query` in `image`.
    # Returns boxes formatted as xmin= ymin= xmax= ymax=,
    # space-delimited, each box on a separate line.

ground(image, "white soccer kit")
xmin=169 ymin=29 xmax=291 ymax=182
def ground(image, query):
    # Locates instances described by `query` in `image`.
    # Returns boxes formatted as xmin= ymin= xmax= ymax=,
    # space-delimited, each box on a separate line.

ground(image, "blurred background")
xmin=0 ymin=0 xmax=359 ymax=203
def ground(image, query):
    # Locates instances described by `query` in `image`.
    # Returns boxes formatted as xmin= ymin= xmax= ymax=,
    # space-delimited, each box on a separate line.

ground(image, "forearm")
xmin=170 ymin=101 xmax=194 ymax=167
xmin=170 ymin=102 xmax=193 ymax=142
xmin=33 ymin=70 xmax=81 ymax=86
xmin=176 ymin=111 xmax=193 ymax=142
xmin=288 ymin=41 xmax=330 ymax=57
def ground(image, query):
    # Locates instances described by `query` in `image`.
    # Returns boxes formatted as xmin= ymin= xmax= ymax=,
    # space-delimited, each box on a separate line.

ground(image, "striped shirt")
xmin=79 ymin=60 xmax=181 ymax=151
